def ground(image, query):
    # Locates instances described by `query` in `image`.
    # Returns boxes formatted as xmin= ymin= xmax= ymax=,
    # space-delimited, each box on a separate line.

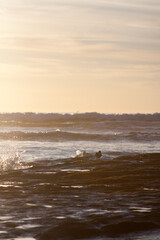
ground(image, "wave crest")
xmin=0 ymin=130 xmax=159 ymax=142
xmin=0 ymin=151 xmax=26 ymax=171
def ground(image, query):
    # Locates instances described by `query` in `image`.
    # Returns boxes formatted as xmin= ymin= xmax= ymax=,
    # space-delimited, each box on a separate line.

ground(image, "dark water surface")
xmin=0 ymin=113 xmax=160 ymax=239
xmin=0 ymin=153 xmax=160 ymax=239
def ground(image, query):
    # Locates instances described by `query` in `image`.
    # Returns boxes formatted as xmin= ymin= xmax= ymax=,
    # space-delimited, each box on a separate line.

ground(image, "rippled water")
xmin=0 ymin=113 xmax=160 ymax=239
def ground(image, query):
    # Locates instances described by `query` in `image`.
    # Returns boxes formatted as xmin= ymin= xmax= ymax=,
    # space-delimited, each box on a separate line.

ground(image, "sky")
xmin=0 ymin=0 xmax=159 ymax=113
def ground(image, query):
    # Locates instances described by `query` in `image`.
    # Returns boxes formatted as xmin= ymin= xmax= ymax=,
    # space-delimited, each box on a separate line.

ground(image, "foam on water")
xmin=0 ymin=149 xmax=31 ymax=171
xmin=16 ymin=224 xmax=41 ymax=229
xmin=14 ymin=238 xmax=36 ymax=240
xmin=0 ymin=151 xmax=22 ymax=171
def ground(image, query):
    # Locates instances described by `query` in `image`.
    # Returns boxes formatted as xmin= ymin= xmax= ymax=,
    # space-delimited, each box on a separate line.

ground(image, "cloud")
xmin=2 ymin=0 xmax=160 ymax=16
xmin=0 ymin=0 xmax=159 ymax=80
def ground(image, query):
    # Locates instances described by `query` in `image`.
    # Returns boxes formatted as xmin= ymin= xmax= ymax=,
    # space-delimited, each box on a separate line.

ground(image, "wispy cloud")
xmin=0 ymin=0 xmax=159 ymax=112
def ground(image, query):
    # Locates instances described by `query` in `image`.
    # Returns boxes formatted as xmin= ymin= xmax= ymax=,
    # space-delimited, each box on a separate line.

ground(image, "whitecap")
xmin=14 ymin=238 xmax=36 ymax=240
xmin=56 ymin=129 xmax=61 ymax=132
xmin=0 ymin=150 xmax=28 ymax=171
xmin=61 ymin=169 xmax=90 ymax=173
xmin=43 ymin=205 xmax=52 ymax=208
xmin=0 ymin=216 xmax=14 ymax=221
xmin=0 ymin=231 xmax=7 ymax=234
xmin=26 ymin=203 xmax=37 ymax=207
xmin=71 ymin=185 xmax=83 ymax=188
xmin=16 ymin=224 xmax=41 ymax=229
xmin=130 ymin=207 xmax=152 ymax=212
xmin=56 ymin=216 xmax=66 ymax=219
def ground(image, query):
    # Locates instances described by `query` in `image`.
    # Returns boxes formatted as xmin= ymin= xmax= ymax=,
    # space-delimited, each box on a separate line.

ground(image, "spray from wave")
xmin=0 ymin=150 xmax=30 ymax=171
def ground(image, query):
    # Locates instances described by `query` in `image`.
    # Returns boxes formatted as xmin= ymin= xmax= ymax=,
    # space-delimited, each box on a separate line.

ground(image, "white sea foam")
xmin=0 ymin=150 xmax=26 ymax=171
xmin=75 ymin=150 xmax=92 ymax=158
xmin=16 ymin=224 xmax=41 ymax=229
xmin=14 ymin=238 xmax=36 ymax=240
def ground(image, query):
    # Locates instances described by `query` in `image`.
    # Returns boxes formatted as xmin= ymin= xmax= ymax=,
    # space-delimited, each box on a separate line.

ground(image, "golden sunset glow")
xmin=0 ymin=0 xmax=159 ymax=113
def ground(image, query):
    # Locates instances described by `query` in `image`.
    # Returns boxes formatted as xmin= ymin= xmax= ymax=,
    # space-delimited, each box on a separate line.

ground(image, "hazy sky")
xmin=0 ymin=0 xmax=159 ymax=113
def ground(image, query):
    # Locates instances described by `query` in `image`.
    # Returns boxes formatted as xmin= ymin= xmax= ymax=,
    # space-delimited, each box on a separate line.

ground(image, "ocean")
xmin=0 ymin=112 xmax=160 ymax=240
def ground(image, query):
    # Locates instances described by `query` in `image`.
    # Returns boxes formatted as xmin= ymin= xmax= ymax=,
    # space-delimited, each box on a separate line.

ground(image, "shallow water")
xmin=0 ymin=113 xmax=160 ymax=239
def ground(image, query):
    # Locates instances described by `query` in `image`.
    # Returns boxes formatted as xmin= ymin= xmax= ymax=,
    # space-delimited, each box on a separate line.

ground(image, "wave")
xmin=0 ymin=130 xmax=159 ymax=142
xmin=0 ymin=151 xmax=31 ymax=171
xmin=0 ymin=152 xmax=160 ymax=239
xmin=0 ymin=130 xmax=114 ymax=141
xmin=114 ymin=152 xmax=160 ymax=161
xmin=36 ymin=218 xmax=159 ymax=240
xmin=0 ymin=112 xmax=160 ymax=127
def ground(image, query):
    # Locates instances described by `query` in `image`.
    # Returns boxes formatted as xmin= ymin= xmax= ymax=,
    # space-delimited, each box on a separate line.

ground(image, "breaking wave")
xmin=0 ymin=150 xmax=31 ymax=171
xmin=0 ymin=130 xmax=159 ymax=142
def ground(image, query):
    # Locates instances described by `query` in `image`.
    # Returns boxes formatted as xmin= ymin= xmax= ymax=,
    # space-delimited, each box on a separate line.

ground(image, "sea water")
xmin=0 ymin=112 xmax=160 ymax=239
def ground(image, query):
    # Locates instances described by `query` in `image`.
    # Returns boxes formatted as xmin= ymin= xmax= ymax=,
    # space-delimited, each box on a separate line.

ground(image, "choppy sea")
xmin=0 ymin=112 xmax=160 ymax=240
